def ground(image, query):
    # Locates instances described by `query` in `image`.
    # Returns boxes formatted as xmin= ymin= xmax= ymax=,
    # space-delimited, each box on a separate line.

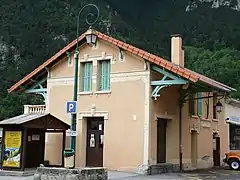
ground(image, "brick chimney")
xmin=171 ymin=34 xmax=184 ymax=67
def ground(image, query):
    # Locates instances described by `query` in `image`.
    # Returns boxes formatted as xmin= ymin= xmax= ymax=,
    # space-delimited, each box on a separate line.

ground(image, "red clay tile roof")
xmin=8 ymin=30 xmax=236 ymax=93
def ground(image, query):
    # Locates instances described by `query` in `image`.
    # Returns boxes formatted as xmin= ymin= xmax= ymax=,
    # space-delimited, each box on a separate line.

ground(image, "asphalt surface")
xmin=0 ymin=168 xmax=240 ymax=180
xmin=180 ymin=168 xmax=240 ymax=180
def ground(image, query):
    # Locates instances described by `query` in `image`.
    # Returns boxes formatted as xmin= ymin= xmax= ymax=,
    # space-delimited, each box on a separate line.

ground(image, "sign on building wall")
xmin=2 ymin=131 xmax=22 ymax=168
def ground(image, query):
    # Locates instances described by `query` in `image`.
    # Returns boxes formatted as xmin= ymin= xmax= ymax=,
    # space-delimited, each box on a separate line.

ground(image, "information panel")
xmin=2 ymin=131 xmax=22 ymax=168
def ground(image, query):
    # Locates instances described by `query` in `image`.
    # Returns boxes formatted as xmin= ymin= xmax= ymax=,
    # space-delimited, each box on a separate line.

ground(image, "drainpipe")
xmin=179 ymin=85 xmax=183 ymax=171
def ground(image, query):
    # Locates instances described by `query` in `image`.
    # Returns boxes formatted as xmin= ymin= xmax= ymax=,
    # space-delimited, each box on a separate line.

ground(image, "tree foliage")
xmin=0 ymin=0 xmax=240 ymax=120
xmin=185 ymin=47 xmax=240 ymax=97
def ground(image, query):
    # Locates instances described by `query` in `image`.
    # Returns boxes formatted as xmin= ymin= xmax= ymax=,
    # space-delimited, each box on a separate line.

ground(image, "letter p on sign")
xmin=66 ymin=101 xmax=77 ymax=114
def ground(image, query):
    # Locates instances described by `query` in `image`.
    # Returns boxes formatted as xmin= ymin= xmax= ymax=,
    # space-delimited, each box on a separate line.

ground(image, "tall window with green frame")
xmin=81 ymin=62 xmax=92 ymax=92
xmin=99 ymin=60 xmax=110 ymax=91
xmin=197 ymin=92 xmax=203 ymax=117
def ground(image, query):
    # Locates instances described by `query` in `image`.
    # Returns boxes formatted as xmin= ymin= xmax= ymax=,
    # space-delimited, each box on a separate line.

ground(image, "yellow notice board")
xmin=2 ymin=131 xmax=22 ymax=168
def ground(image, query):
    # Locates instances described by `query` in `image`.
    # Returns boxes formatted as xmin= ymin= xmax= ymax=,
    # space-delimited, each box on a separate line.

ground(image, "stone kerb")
xmin=34 ymin=167 xmax=108 ymax=180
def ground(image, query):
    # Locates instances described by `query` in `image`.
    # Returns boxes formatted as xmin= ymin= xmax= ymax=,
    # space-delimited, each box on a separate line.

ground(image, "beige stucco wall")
xmin=149 ymin=71 xmax=180 ymax=164
xmin=149 ymin=70 xmax=229 ymax=171
xmin=45 ymin=39 xmax=149 ymax=172
xmin=194 ymin=95 xmax=229 ymax=169
xmin=43 ymin=38 xmax=229 ymax=172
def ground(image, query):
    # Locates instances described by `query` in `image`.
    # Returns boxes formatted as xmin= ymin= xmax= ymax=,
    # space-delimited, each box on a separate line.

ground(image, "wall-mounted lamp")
xmin=216 ymin=101 xmax=223 ymax=113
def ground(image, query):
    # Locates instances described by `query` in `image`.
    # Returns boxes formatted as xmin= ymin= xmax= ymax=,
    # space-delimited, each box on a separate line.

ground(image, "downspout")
xmin=179 ymin=85 xmax=183 ymax=171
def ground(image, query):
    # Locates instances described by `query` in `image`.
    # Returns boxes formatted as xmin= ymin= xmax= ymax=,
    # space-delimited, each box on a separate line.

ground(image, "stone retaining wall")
xmin=34 ymin=167 xmax=107 ymax=180
xmin=148 ymin=164 xmax=180 ymax=175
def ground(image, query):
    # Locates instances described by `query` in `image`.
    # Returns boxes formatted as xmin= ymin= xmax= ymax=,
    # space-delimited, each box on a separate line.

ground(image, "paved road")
xmin=180 ymin=168 xmax=240 ymax=180
xmin=1 ymin=169 xmax=240 ymax=180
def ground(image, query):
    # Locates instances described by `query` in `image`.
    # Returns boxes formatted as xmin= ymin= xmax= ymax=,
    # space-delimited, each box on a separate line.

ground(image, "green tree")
xmin=185 ymin=46 xmax=240 ymax=97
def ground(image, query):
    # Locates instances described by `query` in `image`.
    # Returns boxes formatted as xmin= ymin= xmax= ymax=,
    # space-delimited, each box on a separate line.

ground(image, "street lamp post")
xmin=71 ymin=3 xmax=99 ymax=168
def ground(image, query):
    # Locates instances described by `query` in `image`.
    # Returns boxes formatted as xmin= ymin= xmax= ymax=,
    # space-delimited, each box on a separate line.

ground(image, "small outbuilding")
xmin=0 ymin=113 xmax=70 ymax=171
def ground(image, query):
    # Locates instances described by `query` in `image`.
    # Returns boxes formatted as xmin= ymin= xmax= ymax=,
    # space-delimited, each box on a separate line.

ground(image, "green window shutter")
xmin=99 ymin=60 xmax=110 ymax=91
xmin=189 ymin=94 xmax=195 ymax=115
xmin=81 ymin=62 xmax=92 ymax=92
xmin=197 ymin=92 xmax=202 ymax=116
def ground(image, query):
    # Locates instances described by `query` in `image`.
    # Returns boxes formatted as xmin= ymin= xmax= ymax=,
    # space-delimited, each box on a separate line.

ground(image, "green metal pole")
xmin=70 ymin=3 xmax=99 ymax=168
xmin=71 ymin=51 xmax=79 ymax=151
xmin=70 ymin=9 xmax=80 ymax=168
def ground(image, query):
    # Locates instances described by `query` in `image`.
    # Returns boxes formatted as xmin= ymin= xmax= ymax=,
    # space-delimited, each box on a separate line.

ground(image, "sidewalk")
xmin=0 ymin=171 xmax=186 ymax=180
xmin=3 ymin=169 xmax=240 ymax=180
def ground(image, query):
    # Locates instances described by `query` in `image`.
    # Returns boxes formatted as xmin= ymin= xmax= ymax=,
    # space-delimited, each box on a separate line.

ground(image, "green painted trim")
xmin=179 ymin=82 xmax=218 ymax=108
xmin=24 ymin=77 xmax=48 ymax=104
xmin=30 ymin=79 xmax=37 ymax=83
xmin=197 ymin=92 xmax=203 ymax=116
xmin=81 ymin=62 xmax=93 ymax=92
xmin=99 ymin=60 xmax=110 ymax=91
xmin=151 ymin=65 xmax=185 ymax=81
xmin=25 ymin=88 xmax=47 ymax=93
xmin=37 ymin=92 xmax=47 ymax=103
xmin=45 ymin=67 xmax=51 ymax=78
xmin=66 ymin=51 xmax=72 ymax=65
xmin=151 ymin=65 xmax=188 ymax=99
xmin=152 ymin=85 xmax=169 ymax=100
xmin=118 ymin=47 xmax=124 ymax=60
xmin=29 ymin=77 xmax=47 ymax=90
xmin=151 ymin=79 xmax=187 ymax=85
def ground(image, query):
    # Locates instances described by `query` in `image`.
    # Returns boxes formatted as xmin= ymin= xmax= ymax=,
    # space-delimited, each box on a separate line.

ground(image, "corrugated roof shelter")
xmin=0 ymin=113 xmax=69 ymax=129
xmin=0 ymin=114 xmax=47 ymax=125
xmin=0 ymin=113 xmax=69 ymax=171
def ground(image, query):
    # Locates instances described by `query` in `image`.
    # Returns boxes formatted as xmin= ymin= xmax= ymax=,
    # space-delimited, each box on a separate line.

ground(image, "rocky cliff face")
xmin=186 ymin=0 xmax=240 ymax=11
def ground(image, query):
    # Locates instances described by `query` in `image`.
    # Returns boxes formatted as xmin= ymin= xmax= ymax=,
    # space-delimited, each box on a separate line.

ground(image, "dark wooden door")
xmin=157 ymin=119 xmax=167 ymax=163
xmin=86 ymin=117 xmax=104 ymax=167
xmin=25 ymin=129 xmax=45 ymax=168
xmin=213 ymin=136 xmax=220 ymax=166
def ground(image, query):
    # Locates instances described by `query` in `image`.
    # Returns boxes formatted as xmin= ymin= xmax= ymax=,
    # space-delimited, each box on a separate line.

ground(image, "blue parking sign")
xmin=66 ymin=101 xmax=77 ymax=114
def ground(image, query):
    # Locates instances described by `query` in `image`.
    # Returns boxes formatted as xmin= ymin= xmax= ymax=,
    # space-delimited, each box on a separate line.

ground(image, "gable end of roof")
xmin=7 ymin=30 xmax=236 ymax=93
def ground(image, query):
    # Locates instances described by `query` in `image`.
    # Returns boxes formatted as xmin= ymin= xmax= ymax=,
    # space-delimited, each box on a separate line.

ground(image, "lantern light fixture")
xmin=85 ymin=27 xmax=97 ymax=45
xmin=216 ymin=101 xmax=223 ymax=113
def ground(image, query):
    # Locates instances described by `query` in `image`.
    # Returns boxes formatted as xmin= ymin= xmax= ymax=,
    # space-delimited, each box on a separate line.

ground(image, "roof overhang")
xmin=7 ymin=29 xmax=236 ymax=94
xmin=0 ymin=113 xmax=70 ymax=130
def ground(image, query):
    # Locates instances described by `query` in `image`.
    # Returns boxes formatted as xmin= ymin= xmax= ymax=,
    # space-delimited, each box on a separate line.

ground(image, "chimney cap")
xmin=171 ymin=34 xmax=182 ymax=38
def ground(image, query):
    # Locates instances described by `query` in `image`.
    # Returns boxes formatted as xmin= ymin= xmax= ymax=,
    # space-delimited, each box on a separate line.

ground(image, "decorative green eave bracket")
xmin=151 ymin=65 xmax=188 ymax=100
xmin=66 ymin=51 xmax=72 ymax=65
xmin=118 ymin=47 xmax=124 ymax=59
xmin=25 ymin=77 xmax=47 ymax=103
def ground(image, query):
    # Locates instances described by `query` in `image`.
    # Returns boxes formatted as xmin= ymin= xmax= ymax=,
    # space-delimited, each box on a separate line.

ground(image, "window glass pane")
xmin=213 ymin=94 xmax=217 ymax=119
xmin=81 ymin=62 xmax=92 ymax=92
xmin=197 ymin=92 xmax=202 ymax=116
xmin=99 ymin=60 xmax=110 ymax=91
xmin=189 ymin=94 xmax=195 ymax=115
